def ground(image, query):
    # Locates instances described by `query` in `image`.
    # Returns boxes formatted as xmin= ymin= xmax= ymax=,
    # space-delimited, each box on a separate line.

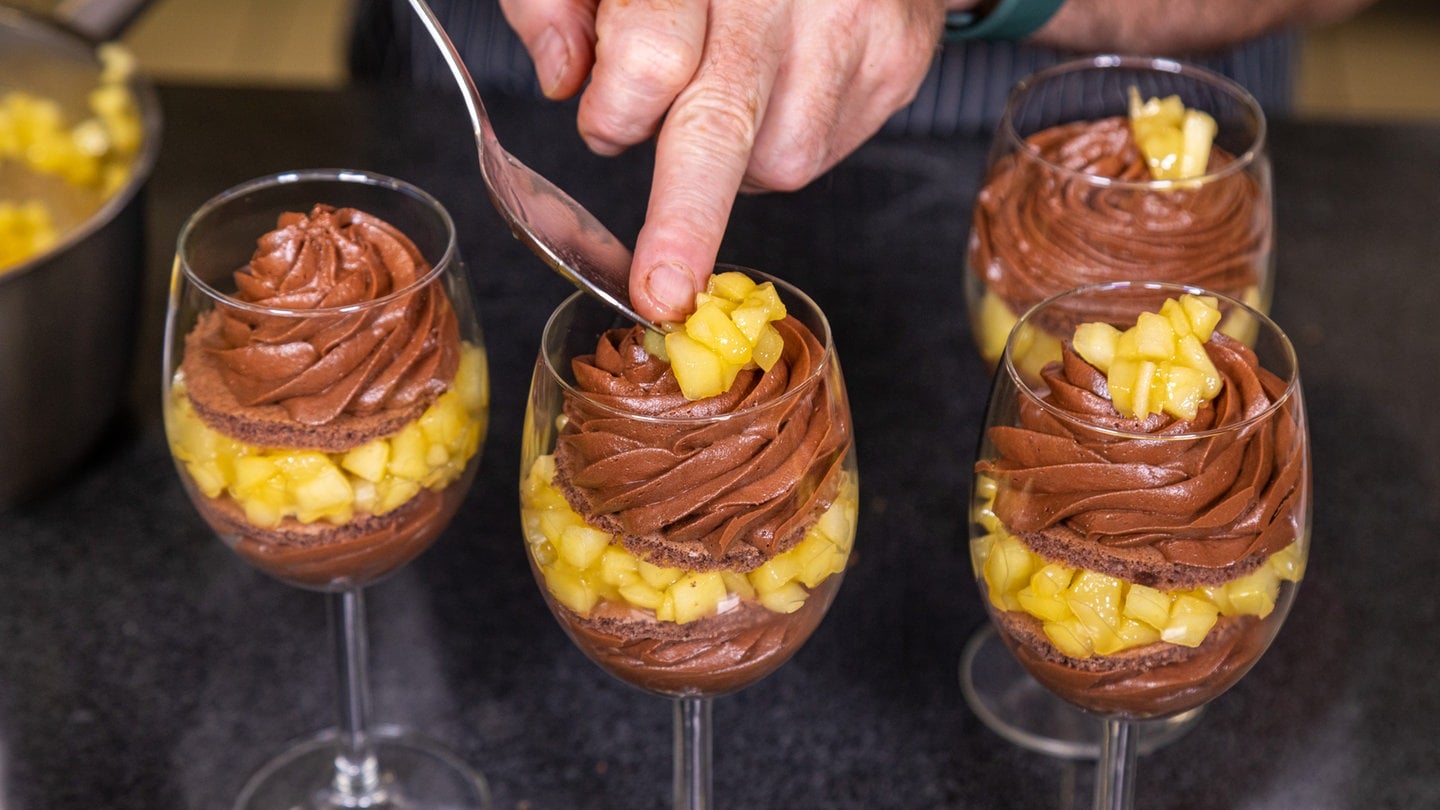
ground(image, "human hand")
xmin=501 ymin=0 xmax=949 ymax=322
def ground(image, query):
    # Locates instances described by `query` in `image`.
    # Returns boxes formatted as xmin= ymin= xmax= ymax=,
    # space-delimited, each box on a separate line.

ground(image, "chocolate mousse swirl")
xmin=970 ymin=117 xmax=1270 ymax=314
xmin=554 ymin=319 xmax=850 ymax=569
xmin=200 ymin=204 xmax=459 ymax=425
xmin=978 ymin=334 xmax=1304 ymax=576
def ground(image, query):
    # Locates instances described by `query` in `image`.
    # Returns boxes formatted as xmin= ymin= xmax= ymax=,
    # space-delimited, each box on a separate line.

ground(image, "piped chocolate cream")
xmin=969 ymin=116 xmax=1270 ymax=318
xmin=555 ymin=318 xmax=849 ymax=572
xmin=979 ymin=335 xmax=1303 ymax=590
xmin=183 ymin=204 xmax=459 ymax=450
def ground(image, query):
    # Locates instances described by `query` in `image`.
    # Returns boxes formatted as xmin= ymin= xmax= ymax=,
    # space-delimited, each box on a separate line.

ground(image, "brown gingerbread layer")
xmin=1016 ymin=524 xmax=1267 ymax=592
xmin=991 ymin=605 xmax=1272 ymax=717
xmin=192 ymin=483 xmax=458 ymax=589
xmin=549 ymin=573 xmax=843 ymax=696
xmin=181 ymin=314 xmax=432 ymax=452
xmin=553 ymin=463 xmax=823 ymax=572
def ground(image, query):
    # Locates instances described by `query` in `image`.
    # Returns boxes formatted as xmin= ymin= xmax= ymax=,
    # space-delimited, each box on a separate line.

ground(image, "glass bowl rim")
xmin=998 ymin=54 xmax=1268 ymax=192
xmin=176 ymin=168 xmax=458 ymax=318
xmin=539 ymin=265 xmax=838 ymax=426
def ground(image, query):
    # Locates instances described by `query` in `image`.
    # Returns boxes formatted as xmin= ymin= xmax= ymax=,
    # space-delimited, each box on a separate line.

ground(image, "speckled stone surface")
xmin=0 ymin=84 xmax=1436 ymax=809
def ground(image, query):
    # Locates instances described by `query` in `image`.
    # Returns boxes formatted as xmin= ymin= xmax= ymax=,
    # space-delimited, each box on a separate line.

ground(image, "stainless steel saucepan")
xmin=0 ymin=1 xmax=161 ymax=506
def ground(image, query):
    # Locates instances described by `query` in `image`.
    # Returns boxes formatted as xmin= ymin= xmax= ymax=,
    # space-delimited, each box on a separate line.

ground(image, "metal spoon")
xmin=406 ymin=0 xmax=659 ymax=332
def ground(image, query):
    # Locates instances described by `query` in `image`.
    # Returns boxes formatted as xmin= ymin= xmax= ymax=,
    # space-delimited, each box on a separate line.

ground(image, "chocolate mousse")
xmin=967 ymin=116 xmax=1271 ymax=365
xmin=522 ymin=275 xmax=856 ymax=697
xmin=556 ymin=319 xmax=849 ymax=571
xmin=168 ymin=204 xmax=486 ymax=590
xmin=973 ymin=298 xmax=1307 ymax=717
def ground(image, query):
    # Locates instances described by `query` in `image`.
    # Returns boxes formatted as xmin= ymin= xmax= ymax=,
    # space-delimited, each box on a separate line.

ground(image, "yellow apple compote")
xmin=1 ymin=45 xmax=143 ymax=273
xmin=169 ymin=343 xmax=487 ymax=533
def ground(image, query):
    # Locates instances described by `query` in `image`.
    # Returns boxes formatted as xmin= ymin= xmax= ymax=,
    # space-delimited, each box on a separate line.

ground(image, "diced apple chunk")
xmin=1122 ymin=583 xmax=1172 ymax=630
xmin=750 ymin=554 xmax=801 ymax=595
xmin=1176 ymin=334 xmax=1222 ymax=398
xmin=1072 ymin=322 xmax=1122 ymax=371
xmin=751 ymin=325 xmax=785 ymax=372
xmin=293 ymin=464 xmax=353 ymax=515
xmin=1159 ymin=298 xmax=1193 ymax=337
xmin=685 ymin=301 xmax=753 ymax=365
xmin=1135 ymin=312 xmax=1177 ymax=360
xmin=1044 ymin=620 xmax=1094 ymax=659
xmin=638 ymin=559 xmax=685 ymax=590
xmin=558 ymin=525 xmax=612 ymax=569
xmin=709 ymin=270 xmax=758 ymax=302
xmin=1072 ymin=294 xmax=1225 ymax=419
xmin=983 ymin=534 xmax=1035 ymax=611
xmin=669 ymin=572 xmax=727 ymax=624
xmin=1116 ymin=618 xmax=1162 ymax=647
xmin=758 ymin=581 xmax=808 ymax=614
xmin=1181 ymin=294 xmax=1221 ymax=339
xmin=643 ymin=328 xmax=670 ymax=362
xmin=1017 ymin=588 xmax=1070 ymax=622
xmin=730 ymin=304 xmax=772 ymax=343
xmin=388 ymin=423 xmax=430 ymax=480
xmin=340 ymin=440 xmax=389 ymax=483
xmin=619 ymin=581 xmax=665 ymax=611
xmin=1224 ymin=567 xmax=1281 ymax=618
xmin=1180 ymin=110 xmax=1218 ymax=179
xmin=1161 ymin=595 xmax=1219 ymax=647
xmin=1268 ymin=542 xmax=1306 ymax=581
xmin=1128 ymin=87 xmax=1216 ymax=182
xmin=665 ymin=332 xmax=727 ymax=400
xmin=1162 ymin=364 xmax=1206 ymax=420
xmin=600 ymin=546 xmax=640 ymax=586
xmin=546 ymin=562 xmax=599 ymax=615
xmin=233 ymin=455 xmax=279 ymax=493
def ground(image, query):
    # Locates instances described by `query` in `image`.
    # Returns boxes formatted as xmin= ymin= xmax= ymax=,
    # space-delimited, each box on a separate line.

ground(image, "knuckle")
xmin=748 ymin=130 xmax=827 ymax=191
xmin=669 ymin=84 xmax=764 ymax=156
xmin=598 ymin=26 xmax=701 ymax=100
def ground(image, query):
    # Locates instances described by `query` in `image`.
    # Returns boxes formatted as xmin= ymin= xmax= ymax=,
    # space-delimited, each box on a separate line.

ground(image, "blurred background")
xmin=91 ymin=0 xmax=1440 ymax=122
xmin=4 ymin=0 xmax=1437 ymax=119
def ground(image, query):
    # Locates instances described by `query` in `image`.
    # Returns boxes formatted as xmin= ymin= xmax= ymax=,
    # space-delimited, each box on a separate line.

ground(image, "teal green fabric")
xmin=945 ymin=0 xmax=1067 ymax=41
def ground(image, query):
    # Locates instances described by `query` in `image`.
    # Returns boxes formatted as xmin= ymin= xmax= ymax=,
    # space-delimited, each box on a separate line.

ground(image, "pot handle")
xmin=52 ymin=0 xmax=151 ymax=42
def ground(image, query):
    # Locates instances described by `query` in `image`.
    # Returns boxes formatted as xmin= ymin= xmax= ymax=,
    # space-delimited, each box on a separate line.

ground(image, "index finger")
xmin=629 ymin=4 xmax=785 ymax=324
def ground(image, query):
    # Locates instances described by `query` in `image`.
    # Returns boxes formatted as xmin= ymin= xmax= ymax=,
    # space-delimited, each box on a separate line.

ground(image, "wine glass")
xmin=961 ymin=55 xmax=1274 ymax=756
xmin=970 ymin=281 xmax=1310 ymax=807
xmin=163 ymin=170 xmax=491 ymax=809
xmin=519 ymin=268 xmax=857 ymax=807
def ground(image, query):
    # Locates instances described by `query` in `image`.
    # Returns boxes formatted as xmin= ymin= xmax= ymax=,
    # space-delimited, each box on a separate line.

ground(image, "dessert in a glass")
xmin=970 ymin=282 xmax=1310 ymax=807
xmin=961 ymin=56 xmax=1275 ymax=756
xmin=163 ymin=170 xmax=490 ymax=809
xmin=966 ymin=55 xmax=1272 ymax=376
xmin=521 ymin=268 xmax=856 ymax=807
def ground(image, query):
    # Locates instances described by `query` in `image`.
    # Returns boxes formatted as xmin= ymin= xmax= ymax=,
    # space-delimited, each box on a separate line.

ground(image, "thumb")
xmin=498 ymin=0 xmax=597 ymax=99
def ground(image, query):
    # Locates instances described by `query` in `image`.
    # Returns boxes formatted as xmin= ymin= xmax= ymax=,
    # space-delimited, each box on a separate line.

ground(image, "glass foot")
xmin=960 ymin=624 xmax=1202 ymax=760
xmin=235 ymin=724 xmax=490 ymax=810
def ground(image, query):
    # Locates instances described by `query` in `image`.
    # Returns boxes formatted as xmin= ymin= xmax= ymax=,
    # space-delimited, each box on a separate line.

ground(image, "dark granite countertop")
xmin=0 ymin=83 xmax=1436 ymax=808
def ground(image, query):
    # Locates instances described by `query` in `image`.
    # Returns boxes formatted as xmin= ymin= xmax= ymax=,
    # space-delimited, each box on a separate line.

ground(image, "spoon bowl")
xmin=406 ymin=0 xmax=660 ymax=332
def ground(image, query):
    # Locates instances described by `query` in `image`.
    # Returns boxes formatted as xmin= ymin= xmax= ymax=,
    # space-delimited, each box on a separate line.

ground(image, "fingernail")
xmin=534 ymin=25 xmax=568 ymax=98
xmin=647 ymin=263 xmax=697 ymax=315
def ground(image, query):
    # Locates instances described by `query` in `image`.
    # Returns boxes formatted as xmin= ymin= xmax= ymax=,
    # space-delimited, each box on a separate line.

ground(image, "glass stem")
xmin=1093 ymin=717 xmax=1138 ymax=810
xmin=672 ymin=696 xmax=713 ymax=810
xmin=330 ymin=587 xmax=383 ymax=803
